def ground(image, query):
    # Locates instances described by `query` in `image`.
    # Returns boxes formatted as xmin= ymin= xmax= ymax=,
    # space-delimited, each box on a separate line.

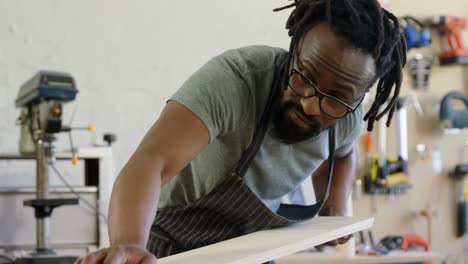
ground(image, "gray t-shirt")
xmin=159 ymin=45 xmax=364 ymax=212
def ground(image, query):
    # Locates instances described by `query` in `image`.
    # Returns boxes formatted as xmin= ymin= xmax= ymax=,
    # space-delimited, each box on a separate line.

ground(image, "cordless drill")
xmin=430 ymin=16 xmax=468 ymax=65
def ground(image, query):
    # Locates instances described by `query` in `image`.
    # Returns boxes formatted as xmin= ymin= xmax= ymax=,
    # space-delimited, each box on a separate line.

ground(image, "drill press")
xmin=14 ymin=71 xmax=80 ymax=264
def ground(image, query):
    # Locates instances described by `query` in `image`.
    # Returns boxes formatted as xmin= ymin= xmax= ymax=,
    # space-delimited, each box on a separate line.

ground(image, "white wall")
xmin=0 ymin=0 xmax=291 ymax=183
xmin=2 ymin=1 xmax=467 ymax=262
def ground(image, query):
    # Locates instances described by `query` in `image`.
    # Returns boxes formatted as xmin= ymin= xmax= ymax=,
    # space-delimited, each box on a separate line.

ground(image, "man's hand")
xmin=315 ymin=205 xmax=353 ymax=250
xmin=75 ymin=245 xmax=157 ymax=264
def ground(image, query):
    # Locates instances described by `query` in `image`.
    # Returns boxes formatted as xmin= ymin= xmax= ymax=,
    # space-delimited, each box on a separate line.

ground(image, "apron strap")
xmin=323 ymin=125 xmax=336 ymax=200
xmin=232 ymin=57 xmax=286 ymax=177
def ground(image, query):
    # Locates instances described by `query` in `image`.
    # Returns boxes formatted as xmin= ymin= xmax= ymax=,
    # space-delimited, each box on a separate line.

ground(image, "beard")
xmin=271 ymin=99 xmax=323 ymax=144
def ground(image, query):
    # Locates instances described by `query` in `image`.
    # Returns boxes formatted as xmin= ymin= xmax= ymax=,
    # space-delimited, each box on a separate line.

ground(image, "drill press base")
xmin=15 ymin=255 xmax=78 ymax=264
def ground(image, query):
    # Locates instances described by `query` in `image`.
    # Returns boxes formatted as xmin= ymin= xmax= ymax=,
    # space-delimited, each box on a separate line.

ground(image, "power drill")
xmin=430 ymin=16 xmax=468 ymax=65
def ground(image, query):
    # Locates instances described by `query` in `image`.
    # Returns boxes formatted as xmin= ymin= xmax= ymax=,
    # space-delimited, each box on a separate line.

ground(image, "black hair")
xmin=274 ymin=0 xmax=407 ymax=131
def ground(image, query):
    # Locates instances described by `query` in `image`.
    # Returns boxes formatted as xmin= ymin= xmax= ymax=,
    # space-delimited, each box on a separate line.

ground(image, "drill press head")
xmin=15 ymin=71 xmax=78 ymax=153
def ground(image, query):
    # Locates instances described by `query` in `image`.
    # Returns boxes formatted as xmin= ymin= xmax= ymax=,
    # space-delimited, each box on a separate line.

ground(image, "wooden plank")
xmin=159 ymin=216 xmax=374 ymax=264
xmin=276 ymin=251 xmax=445 ymax=264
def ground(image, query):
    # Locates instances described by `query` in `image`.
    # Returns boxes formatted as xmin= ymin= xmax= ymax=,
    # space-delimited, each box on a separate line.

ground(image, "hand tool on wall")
xmin=429 ymin=16 xmax=468 ymax=65
xmin=438 ymin=91 xmax=468 ymax=238
xmin=356 ymin=230 xmax=389 ymax=256
xmin=450 ymin=164 xmax=468 ymax=238
xmin=378 ymin=234 xmax=432 ymax=264
xmin=409 ymin=54 xmax=434 ymax=90
xmin=439 ymin=91 xmax=468 ymax=132
xmin=362 ymin=133 xmax=379 ymax=212
xmin=364 ymin=98 xmax=412 ymax=195
xmin=353 ymin=133 xmax=373 ymax=201
xmin=399 ymin=16 xmax=432 ymax=50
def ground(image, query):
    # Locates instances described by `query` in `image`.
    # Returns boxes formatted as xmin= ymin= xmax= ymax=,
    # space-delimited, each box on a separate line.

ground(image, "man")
xmin=78 ymin=0 xmax=406 ymax=263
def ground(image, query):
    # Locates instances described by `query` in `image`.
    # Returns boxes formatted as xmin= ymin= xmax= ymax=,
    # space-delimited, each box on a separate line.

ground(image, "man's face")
xmin=272 ymin=22 xmax=376 ymax=144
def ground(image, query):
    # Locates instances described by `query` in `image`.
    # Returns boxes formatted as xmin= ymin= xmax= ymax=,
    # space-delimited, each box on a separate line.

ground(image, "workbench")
xmin=276 ymin=251 xmax=445 ymax=264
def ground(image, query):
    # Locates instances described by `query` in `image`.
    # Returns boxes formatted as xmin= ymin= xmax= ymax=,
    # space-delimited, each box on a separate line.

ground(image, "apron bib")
xmin=147 ymin=58 xmax=336 ymax=258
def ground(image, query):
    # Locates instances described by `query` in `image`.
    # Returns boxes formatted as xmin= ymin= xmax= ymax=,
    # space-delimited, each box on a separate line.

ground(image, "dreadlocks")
xmin=274 ymin=0 xmax=407 ymax=131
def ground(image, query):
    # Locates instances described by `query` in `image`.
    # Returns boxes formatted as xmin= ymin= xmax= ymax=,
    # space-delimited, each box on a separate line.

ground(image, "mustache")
xmin=288 ymin=102 xmax=319 ymax=125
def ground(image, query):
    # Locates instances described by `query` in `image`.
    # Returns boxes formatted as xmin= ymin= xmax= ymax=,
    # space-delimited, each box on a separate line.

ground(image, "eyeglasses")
xmin=287 ymin=68 xmax=365 ymax=119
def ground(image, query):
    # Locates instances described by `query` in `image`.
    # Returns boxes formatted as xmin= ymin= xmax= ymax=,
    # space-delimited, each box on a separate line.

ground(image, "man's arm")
xmin=108 ymin=101 xmax=209 ymax=245
xmin=312 ymin=149 xmax=356 ymax=216
xmin=77 ymin=101 xmax=209 ymax=264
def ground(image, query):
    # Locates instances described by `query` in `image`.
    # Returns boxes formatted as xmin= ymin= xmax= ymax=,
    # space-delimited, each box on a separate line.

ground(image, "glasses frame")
xmin=287 ymin=67 xmax=365 ymax=119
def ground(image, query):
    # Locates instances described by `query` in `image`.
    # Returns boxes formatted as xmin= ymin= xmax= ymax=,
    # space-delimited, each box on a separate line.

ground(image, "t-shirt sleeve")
xmin=334 ymin=103 xmax=365 ymax=157
xmin=169 ymin=50 xmax=251 ymax=143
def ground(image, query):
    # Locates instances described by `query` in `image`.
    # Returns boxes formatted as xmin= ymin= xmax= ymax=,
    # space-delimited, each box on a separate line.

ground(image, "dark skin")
xmin=277 ymin=22 xmax=375 ymax=248
xmin=77 ymin=22 xmax=376 ymax=264
xmin=277 ymin=23 xmax=374 ymax=138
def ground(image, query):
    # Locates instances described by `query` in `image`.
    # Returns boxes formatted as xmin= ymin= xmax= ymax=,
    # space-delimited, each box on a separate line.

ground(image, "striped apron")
xmin=147 ymin=59 xmax=336 ymax=260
